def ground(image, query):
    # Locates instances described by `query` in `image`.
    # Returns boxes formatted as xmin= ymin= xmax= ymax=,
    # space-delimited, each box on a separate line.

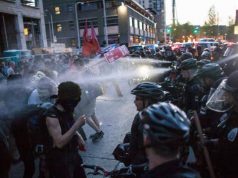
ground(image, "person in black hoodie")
xmin=44 ymin=81 xmax=86 ymax=178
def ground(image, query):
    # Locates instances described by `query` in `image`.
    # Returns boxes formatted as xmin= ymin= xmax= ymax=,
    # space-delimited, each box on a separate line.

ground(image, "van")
xmin=3 ymin=50 xmax=32 ymax=64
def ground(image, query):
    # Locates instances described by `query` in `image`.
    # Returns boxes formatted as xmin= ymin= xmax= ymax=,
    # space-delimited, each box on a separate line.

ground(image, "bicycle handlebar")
xmin=82 ymin=163 xmax=147 ymax=177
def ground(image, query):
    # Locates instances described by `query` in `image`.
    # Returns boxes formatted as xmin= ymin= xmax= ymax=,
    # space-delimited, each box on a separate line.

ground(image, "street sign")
xmin=234 ymin=26 xmax=238 ymax=35
xmin=104 ymin=45 xmax=129 ymax=63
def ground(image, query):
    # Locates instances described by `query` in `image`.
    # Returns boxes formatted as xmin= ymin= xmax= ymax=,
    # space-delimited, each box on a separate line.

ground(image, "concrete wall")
xmin=0 ymin=0 xmax=47 ymax=50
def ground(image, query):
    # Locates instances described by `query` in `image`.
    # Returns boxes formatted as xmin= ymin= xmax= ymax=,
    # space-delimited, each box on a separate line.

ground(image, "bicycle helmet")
xmin=141 ymin=102 xmax=190 ymax=146
xmin=131 ymin=82 xmax=166 ymax=101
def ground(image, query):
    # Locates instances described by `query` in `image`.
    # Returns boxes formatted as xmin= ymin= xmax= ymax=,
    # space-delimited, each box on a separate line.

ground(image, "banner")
xmin=104 ymin=45 xmax=129 ymax=63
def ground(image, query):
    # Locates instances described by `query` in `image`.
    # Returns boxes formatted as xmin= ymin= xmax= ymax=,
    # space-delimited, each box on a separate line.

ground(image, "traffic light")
xmin=166 ymin=26 xmax=172 ymax=33
xmin=193 ymin=26 xmax=200 ymax=35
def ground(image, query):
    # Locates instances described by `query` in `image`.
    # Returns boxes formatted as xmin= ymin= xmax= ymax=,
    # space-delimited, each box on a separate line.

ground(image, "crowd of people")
xmin=0 ymin=41 xmax=238 ymax=178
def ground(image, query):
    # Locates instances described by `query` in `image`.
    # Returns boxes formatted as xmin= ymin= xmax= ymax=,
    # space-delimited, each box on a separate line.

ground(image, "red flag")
xmin=91 ymin=24 xmax=101 ymax=54
xmin=82 ymin=20 xmax=101 ymax=57
xmin=82 ymin=20 xmax=91 ymax=57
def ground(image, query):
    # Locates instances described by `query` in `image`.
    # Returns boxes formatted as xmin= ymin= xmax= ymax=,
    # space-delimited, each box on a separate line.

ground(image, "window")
xmin=69 ymin=21 xmax=75 ymax=31
xmin=79 ymin=18 xmax=98 ymax=29
xmin=57 ymin=24 xmax=62 ymax=32
xmin=134 ymin=19 xmax=138 ymax=29
xmin=21 ymin=0 xmax=38 ymax=7
xmin=55 ymin=6 xmax=61 ymax=15
xmin=80 ymin=2 xmax=100 ymax=11
xmin=139 ymin=21 xmax=143 ymax=30
xmin=67 ymin=4 xmax=73 ymax=12
xmin=129 ymin=17 xmax=133 ymax=27
xmin=107 ymin=16 xmax=118 ymax=26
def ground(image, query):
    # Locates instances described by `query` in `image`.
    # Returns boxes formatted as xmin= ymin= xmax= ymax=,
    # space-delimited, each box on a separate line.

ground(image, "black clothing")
xmin=184 ymin=79 xmax=203 ymax=113
xmin=0 ymin=124 xmax=11 ymax=178
xmin=141 ymin=160 xmax=200 ymax=178
xmin=44 ymin=106 xmax=86 ymax=178
xmin=128 ymin=113 xmax=147 ymax=164
xmin=214 ymin=110 xmax=238 ymax=177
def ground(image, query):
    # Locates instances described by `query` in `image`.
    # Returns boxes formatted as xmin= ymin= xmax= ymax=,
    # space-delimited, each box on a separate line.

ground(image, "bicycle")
xmin=82 ymin=163 xmax=147 ymax=178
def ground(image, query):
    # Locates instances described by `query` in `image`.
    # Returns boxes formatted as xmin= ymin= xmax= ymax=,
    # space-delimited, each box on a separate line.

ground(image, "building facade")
xmin=136 ymin=0 xmax=166 ymax=42
xmin=43 ymin=0 xmax=156 ymax=48
xmin=0 ymin=0 xmax=47 ymax=54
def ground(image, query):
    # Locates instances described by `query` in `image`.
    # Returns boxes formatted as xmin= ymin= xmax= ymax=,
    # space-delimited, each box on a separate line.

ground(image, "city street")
xmin=9 ymin=80 xmax=137 ymax=178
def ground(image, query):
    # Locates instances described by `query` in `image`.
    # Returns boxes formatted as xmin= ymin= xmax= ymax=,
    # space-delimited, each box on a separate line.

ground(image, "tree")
xmin=207 ymin=5 xmax=217 ymax=26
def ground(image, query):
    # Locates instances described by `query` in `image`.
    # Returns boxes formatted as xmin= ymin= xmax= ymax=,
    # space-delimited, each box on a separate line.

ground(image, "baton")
xmin=193 ymin=111 xmax=216 ymax=178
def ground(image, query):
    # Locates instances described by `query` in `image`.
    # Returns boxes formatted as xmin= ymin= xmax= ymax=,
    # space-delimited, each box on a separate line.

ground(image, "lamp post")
xmin=45 ymin=10 xmax=55 ymax=44
xmin=75 ymin=2 xmax=82 ymax=49
xmin=102 ymin=0 xmax=108 ymax=46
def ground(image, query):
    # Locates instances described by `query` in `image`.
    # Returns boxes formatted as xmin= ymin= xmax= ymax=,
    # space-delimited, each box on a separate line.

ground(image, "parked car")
xmin=128 ymin=45 xmax=144 ymax=54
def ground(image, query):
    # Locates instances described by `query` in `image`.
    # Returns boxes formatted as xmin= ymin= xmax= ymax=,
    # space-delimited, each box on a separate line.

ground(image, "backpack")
xmin=12 ymin=102 xmax=53 ymax=156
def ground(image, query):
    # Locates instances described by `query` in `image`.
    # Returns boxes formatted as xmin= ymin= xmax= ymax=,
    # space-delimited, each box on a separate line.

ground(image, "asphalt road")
xmin=9 ymin=80 xmax=137 ymax=178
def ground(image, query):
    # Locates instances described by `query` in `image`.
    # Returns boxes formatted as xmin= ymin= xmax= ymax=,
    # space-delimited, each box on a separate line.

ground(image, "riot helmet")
xmin=178 ymin=52 xmax=193 ymax=62
xmin=223 ymin=70 xmax=238 ymax=93
xmin=206 ymin=78 xmax=233 ymax=112
xmin=206 ymin=71 xmax=238 ymax=112
xmin=178 ymin=58 xmax=197 ymax=70
xmin=196 ymin=59 xmax=210 ymax=68
xmin=194 ymin=63 xmax=224 ymax=81
xmin=201 ymin=51 xmax=211 ymax=60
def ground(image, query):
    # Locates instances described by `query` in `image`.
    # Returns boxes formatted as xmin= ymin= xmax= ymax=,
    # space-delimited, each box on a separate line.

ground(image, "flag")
xmin=82 ymin=20 xmax=101 ymax=57
xmin=91 ymin=24 xmax=101 ymax=54
xmin=82 ymin=20 xmax=91 ymax=57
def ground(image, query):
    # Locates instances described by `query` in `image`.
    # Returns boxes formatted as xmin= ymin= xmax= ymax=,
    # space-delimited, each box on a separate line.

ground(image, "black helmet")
xmin=201 ymin=51 xmax=211 ymax=59
xmin=141 ymin=102 xmax=190 ymax=146
xmin=196 ymin=59 xmax=210 ymax=68
xmin=194 ymin=63 xmax=224 ymax=80
xmin=178 ymin=58 xmax=197 ymax=70
xmin=58 ymin=81 xmax=81 ymax=101
xmin=224 ymin=70 xmax=238 ymax=93
xmin=131 ymin=82 xmax=166 ymax=101
xmin=179 ymin=52 xmax=193 ymax=61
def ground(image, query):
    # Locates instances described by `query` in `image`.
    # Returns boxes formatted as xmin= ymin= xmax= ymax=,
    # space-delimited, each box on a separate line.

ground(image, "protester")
xmin=44 ymin=81 xmax=86 ymax=178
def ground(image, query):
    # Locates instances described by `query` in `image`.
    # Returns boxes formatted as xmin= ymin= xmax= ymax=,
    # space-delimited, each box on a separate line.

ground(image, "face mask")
xmin=60 ymin=99 xmax=79 ymax=113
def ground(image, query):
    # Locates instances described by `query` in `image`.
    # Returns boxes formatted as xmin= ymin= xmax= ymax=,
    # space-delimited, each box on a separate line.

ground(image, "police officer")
xmin=191 ymin=62 xmax=224 ymax=123
xmin=177 ymin=58 xmax=203 ymax=113
xmin=127 ymin=82 xmax=168 ymax=165
xmin=44 ymin=81 xmax=86 ymax=178
xmin=205 ymin=70 xmax=238 ymax=178
xmin=141 ymin=102 xmax=200 ymax=178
